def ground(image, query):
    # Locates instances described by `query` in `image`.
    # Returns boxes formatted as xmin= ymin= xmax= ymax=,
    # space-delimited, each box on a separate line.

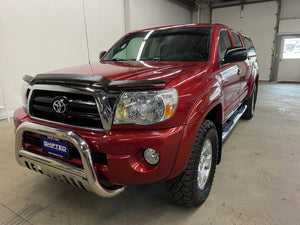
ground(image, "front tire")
xmin=165 ymin=120 xmax=218 ymax=207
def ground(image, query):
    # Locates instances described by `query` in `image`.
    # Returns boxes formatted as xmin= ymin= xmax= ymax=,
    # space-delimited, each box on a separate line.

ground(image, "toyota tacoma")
xmin=14 ymin=23 xmax=258 ymax=207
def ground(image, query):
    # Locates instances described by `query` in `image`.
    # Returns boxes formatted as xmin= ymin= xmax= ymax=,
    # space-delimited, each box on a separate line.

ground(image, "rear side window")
xmin=243 ymin=35 xmax=255 ymax=51
xmin=231 ymin=32 xmax=243 ymax=47
xmin=219 ymin=30 xmax=232 ymax=61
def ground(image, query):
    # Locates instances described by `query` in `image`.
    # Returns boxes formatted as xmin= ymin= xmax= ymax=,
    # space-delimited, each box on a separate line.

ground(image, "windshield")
xmin=103 ymin=27 xmax=211 ymax=62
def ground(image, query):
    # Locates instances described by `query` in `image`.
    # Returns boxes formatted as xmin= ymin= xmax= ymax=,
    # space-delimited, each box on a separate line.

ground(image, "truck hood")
xmin=48 ymin=61 xmax=208 ymax=85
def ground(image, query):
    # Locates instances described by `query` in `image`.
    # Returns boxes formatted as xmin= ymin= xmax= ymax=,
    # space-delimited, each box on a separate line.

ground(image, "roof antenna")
xmin=82 ymin=0 xmax=91 ymax=64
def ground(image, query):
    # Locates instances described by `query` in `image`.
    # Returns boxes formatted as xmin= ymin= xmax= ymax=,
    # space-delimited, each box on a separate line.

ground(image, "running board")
xmin=222 ymin=105 xmax=247 ymax=142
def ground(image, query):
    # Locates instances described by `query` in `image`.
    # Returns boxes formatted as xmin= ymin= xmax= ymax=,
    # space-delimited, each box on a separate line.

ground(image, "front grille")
xmin=29 ymin=90 xmax=102 ymax=129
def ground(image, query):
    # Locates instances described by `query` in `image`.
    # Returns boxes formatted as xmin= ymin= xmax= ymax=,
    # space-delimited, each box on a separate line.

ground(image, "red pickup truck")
xmin=14 ymin=23 xmax=258 ymax=207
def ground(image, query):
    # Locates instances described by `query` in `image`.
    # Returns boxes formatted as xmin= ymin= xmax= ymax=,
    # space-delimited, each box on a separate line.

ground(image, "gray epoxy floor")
xmin=0 ymin=83 xmax=299 ymax=225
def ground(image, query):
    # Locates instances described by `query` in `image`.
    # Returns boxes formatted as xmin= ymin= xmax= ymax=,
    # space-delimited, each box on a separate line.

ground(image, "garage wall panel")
xmin=84 ymin=0 xmax=125 ymax=62
xmin=0 ymin=67 xmax=5 ymax=109
xmin=129 ymin=0 xmax=191 ymax=31
xmin=192 ymin=3 xmax=210 ymax=23
xmin=0 ymin=0 xmax=89 ymax=118
xmin=279 ymin=0 xmax=300 ymax=35
xmin=280 ymin=0 xmax=300 ymax=19
xmin=279 ymin=19 xmax=300 ymax=35
xmin=212 ymin=1 xmax=277 ymax=81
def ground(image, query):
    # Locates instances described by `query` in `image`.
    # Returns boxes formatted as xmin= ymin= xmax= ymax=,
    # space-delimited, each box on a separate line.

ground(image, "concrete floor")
xmin=0 ymin=83 xmax=299 ymax=225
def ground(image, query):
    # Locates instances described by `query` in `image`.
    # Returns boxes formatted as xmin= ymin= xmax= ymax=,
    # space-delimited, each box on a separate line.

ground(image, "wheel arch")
xmin=245 ymin=70 xmax=259 ymax=101
xmin=165 ymin=101 xmax=224 ymax=180
xmin=203 ymin=103 xmax=223 ymax=164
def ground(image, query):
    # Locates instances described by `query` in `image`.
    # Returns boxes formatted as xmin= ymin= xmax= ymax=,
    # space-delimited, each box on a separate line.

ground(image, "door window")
xmin=231 ymin=32 xmax=243 ymax=47
xmin=243 ymin=35 xmax=256 ymax=56
xmin=219 ymin=30 xmax=232 ymax=62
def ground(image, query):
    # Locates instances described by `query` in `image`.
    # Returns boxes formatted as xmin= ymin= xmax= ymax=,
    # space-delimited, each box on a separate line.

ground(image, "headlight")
xmin=114 ymin=88 xmax=178 ymax=125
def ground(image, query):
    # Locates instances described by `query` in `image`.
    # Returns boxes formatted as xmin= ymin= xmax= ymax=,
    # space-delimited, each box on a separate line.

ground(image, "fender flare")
xmin=165 ymin=86 xmax=223 ymax=180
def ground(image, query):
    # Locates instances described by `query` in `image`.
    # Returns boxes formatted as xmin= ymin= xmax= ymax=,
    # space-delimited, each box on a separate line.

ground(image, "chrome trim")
xmin=223 ymin=102 xmax=242 ymax=123
xmin=28 ymin=115 xmax=104 ymax=132
xmin=19 ymin=150 xmax=85 ymax=177
xmin=27 ymin=84 xmax=118 ymax=130
xmin=15 ymin=122 xmax=125 ymax=197
xmin=198 ymin=139 xmax=212 ymax=190
xmin=95 ymin=95 xmax=115 ymax=131
xmin=24 ymin=85 xmax=32 ymax=112
xmin=222 ymin=104 xmax=247 ymax=141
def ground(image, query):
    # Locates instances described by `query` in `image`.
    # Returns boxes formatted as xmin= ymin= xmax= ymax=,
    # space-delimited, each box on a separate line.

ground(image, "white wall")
xmin=128 ymin=0 xmax=191 ymax=31
xmin=0 ymin=0 xmax=192 ymax=119
xmin=84 ymin=0 xmax=126 ymax=62
xmin=192 ymin=3 xmax=210 ymax=23
xmin=279 ymin=0 xmax=300 ymax=34
xmin=0 ymin=0 xmax=89 ymax=119
xmin=279 ymin=19 xmax=300 ymax=34
xmin=212 ymin=1 xmax=278 ymax=81
xmin=280 ymin=0 xmax=300 ymax=19
xmin=0 ymin=66 xmax=5 ymax=108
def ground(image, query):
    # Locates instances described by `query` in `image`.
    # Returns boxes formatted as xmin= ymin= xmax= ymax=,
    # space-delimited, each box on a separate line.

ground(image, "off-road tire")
xmin=242 ymin=83 xmax=257 ymax=120
xmin=165 ymin=120 xmax=218 ymax=207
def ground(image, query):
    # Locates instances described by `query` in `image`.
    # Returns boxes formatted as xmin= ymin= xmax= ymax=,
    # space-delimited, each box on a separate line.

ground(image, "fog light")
xmin=143 ymin=148 xmax=160 ymax=165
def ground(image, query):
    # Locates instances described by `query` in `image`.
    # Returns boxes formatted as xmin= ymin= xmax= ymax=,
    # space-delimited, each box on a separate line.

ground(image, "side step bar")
xmin=222 ymin=104 xmax=247 ymax=141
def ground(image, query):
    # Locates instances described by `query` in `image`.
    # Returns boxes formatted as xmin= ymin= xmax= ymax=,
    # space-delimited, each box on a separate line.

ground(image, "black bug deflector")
xmin=24 ymin=74 xmax=166 ymax=91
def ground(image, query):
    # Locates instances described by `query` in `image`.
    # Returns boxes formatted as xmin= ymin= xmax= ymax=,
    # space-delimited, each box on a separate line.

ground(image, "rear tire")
xmin=165 ymin=120 xmax=218 ymax=207
xmin=242 ymin=83 xmax=257 ymax=120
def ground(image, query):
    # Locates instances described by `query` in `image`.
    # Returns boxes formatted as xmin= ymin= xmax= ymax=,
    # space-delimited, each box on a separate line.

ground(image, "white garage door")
xmin=212 ymin=1 xmax=278 ymax=81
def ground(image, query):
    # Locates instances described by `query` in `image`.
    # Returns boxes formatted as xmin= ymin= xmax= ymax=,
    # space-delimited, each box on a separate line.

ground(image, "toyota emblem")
xmin=53 ymin=98 xmax=67 ymax=114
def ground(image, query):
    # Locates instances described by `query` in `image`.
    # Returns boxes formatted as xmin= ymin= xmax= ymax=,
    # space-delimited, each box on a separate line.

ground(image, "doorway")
xmin=274 ymin=35 xmax=300 ymax=82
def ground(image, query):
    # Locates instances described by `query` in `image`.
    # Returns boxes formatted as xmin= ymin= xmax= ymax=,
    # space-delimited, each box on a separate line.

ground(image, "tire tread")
xmin=165 ymin=120 xmax=218 ymax=207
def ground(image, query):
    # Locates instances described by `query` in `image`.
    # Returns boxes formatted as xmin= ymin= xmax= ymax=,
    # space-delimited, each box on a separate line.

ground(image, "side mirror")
xmin=99 ymin=51 xmax=107 ymax=60
xmin=223 ymin=47 xmax=247 ymax=64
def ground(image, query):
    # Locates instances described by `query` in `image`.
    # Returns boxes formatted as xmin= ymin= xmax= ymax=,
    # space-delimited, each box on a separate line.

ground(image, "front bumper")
xmin=14 ymin=107 xmax=184 ymax=197
xmin=15 ymin=122 xmax=124 ymax=197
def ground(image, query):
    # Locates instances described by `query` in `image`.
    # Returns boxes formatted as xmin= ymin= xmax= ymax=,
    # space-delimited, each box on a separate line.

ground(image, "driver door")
xmin=218 ymin=30 xmax=241 ymax=120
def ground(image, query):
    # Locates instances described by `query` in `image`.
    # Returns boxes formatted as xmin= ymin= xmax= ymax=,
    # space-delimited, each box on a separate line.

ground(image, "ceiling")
xmin=174 ymin=0 xmax=276 ymax=10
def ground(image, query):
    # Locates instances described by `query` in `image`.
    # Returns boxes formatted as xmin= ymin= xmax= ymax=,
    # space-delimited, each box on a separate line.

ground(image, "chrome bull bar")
xmin=15 ymin=122 xmax=124 ymax=197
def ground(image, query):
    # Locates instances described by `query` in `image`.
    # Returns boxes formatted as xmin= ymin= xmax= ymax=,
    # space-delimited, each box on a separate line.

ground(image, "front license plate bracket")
xmin=41 ymin=135 xmax=70 ymax=159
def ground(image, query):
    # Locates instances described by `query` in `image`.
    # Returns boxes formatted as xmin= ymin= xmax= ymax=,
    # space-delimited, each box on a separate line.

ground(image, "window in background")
xmin=282 ymin=38 xmax=300 ymax=59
